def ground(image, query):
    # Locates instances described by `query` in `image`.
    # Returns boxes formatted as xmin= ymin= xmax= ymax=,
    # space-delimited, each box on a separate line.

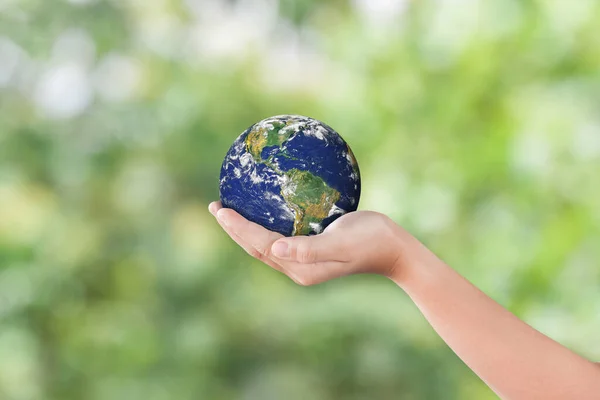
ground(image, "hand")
xmin=208 ymin=201 xmax=416 ymax=286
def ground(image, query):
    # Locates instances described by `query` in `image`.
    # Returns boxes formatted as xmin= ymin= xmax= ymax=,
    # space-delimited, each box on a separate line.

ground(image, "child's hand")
xmin=208 ymin=201 xmax=415 ymax=285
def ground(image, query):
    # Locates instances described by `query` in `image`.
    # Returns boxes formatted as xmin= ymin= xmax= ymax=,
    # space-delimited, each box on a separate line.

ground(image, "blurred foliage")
xmin=1 ymin=0 xmax=600 ymax=399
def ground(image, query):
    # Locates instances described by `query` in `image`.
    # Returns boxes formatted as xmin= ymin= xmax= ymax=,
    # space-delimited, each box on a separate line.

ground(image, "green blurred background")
xmin=1 ymin=0 xmax=600 ymax=399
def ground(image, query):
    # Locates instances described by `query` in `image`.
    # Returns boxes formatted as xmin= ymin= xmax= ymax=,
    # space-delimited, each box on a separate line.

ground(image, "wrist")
xmin=387 ymin=231 xmax=445 ymax=292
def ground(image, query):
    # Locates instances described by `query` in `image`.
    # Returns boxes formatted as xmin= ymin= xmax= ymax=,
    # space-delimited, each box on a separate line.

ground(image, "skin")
xmin=208 ymin=202 xmax=600 ymax=400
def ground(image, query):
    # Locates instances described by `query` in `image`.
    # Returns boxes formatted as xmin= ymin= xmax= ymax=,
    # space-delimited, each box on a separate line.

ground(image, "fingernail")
xmin=272 ymin=241 xmax=290 ymax=258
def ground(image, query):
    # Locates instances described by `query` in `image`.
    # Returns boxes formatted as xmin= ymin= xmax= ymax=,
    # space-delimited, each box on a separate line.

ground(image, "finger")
xmin=271 ymin=233 xmax=349 ymax=264
xmin=214 ymin=213 xmax=288 ymax=272
xmin=216 ymin=208 xmax=283 ymax=257
xmin=212 ymin=207 xmax=327 ymax=285
xmin=223 ymin=227 xmax=310 ymax=286
xmin=208 ymin=201 xmax=222 ymax=217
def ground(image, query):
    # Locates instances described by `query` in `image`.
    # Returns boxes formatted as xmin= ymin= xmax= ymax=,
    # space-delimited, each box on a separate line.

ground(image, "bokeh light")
xmin=1 ymin=0 xmax=599 ymax=398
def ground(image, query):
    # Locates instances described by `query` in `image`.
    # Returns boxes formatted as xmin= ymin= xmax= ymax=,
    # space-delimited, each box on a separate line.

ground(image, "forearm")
xmin=391 ymin=241 xmax=600 ymax=399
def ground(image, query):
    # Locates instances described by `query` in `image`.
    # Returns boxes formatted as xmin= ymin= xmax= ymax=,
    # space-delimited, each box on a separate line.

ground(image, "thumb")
xmin=271 ymin=233 xmax=344 ymax=264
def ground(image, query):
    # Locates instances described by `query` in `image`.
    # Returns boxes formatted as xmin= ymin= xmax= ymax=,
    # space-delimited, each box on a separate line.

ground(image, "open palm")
xmin=209 ymin=201 xmax=407 ymax=285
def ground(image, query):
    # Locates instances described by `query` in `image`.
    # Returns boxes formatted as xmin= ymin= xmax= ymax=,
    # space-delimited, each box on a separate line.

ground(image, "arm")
xmin=392 ymin=240 xmax=600 ymax=399
xmin=209 ymin=202 xmax=600 ymax=399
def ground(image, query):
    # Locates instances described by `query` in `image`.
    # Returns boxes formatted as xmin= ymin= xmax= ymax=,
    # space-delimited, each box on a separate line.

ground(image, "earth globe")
xmin=219 ymin=115 xmax=361 ymax=237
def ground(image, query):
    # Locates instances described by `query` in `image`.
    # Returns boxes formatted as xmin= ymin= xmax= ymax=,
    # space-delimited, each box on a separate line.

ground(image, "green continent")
xmin=243 ymin=118 xmax=338 ymax=236
xmin=245 ymin=120 xmax=297 ymax=163
xmin=281 ymin=169 xmax=340 ymax=236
